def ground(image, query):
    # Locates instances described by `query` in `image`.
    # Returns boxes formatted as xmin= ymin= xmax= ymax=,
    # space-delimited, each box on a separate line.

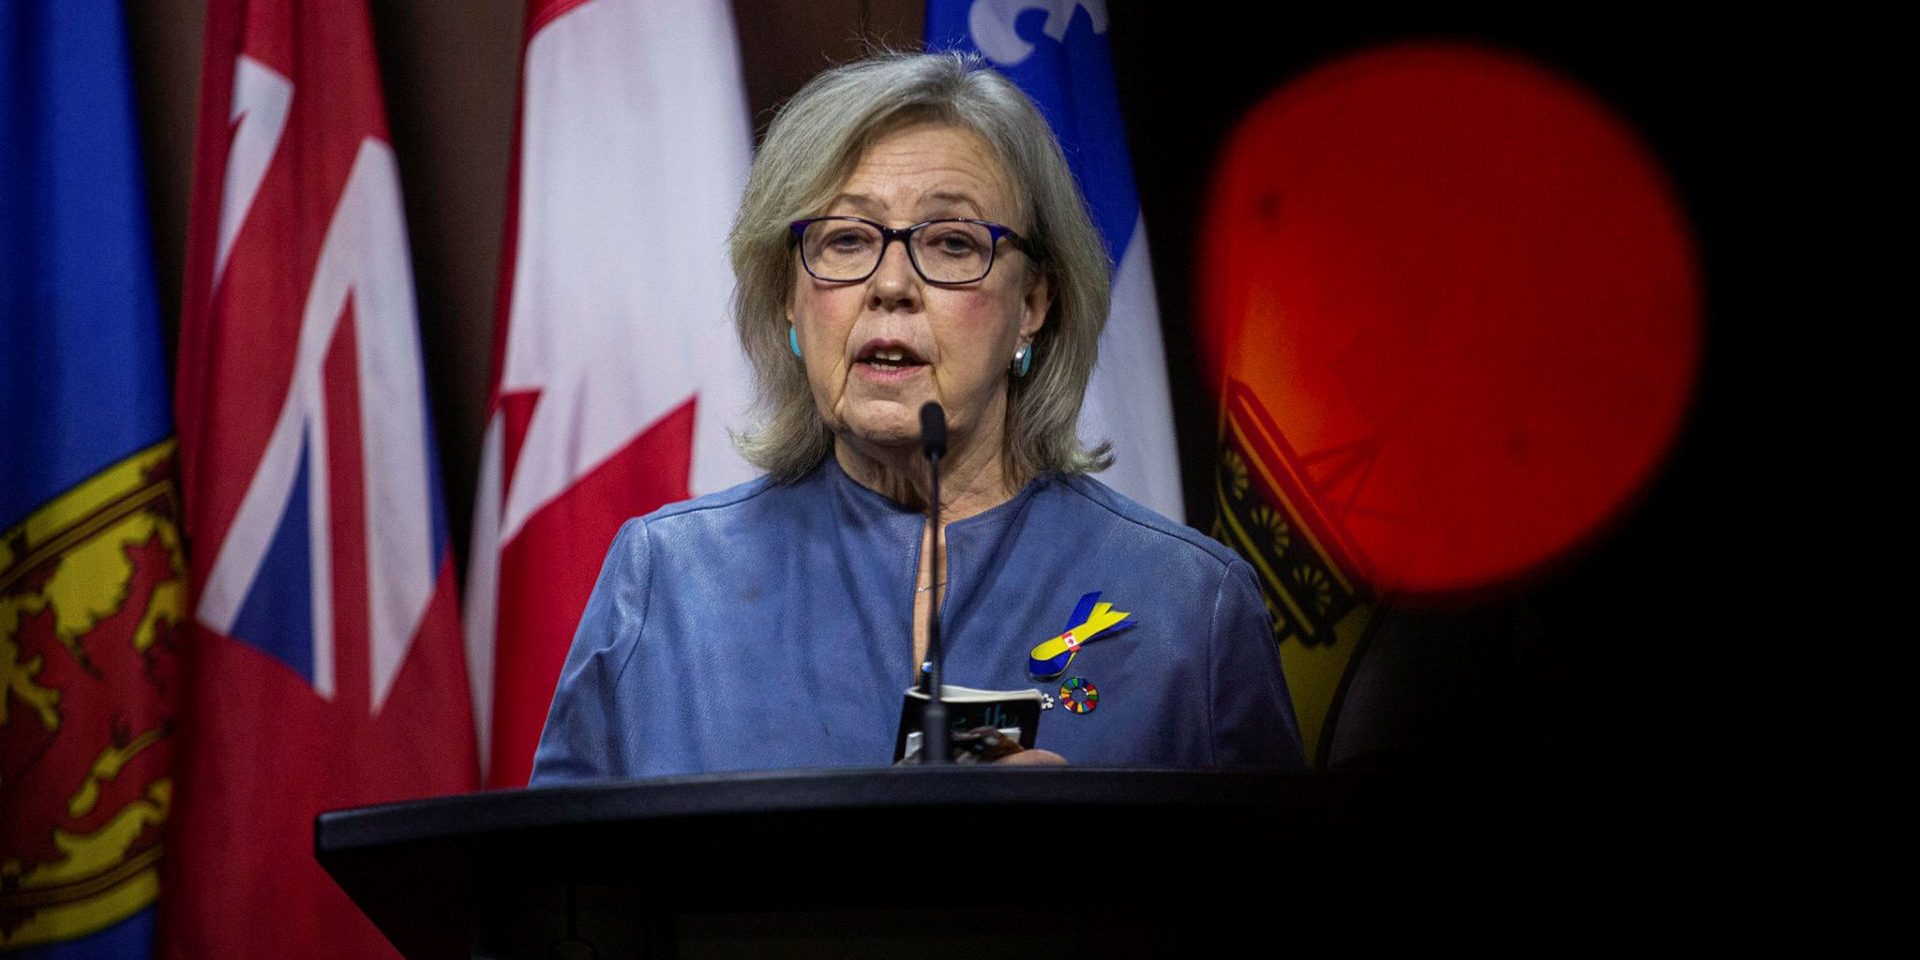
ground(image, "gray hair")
xmin=728 ymin=50 xmax=1113 ymax=483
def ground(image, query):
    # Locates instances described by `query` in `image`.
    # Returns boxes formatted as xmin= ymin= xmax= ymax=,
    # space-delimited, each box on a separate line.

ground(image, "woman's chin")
xmin=833 ymin=399 xmax=933 ymax=451
xmin=835 ymin=420 xmax=922 ymax=457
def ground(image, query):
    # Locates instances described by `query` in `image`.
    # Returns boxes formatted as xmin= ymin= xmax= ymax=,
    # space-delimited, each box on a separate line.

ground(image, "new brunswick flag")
xmin=1 ymin=1 xmax=185 ymax=955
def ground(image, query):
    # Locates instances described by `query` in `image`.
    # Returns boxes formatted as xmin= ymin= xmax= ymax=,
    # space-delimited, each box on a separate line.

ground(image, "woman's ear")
xmin=1019 ymin=271 xmax=1052 ymax=341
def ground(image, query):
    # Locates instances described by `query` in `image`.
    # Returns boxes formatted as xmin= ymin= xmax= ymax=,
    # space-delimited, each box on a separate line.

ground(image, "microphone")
xmin=919 ymin=401 xmax=947 ymax=459
xmin=918 ymin=402 xmax=949 ymax=764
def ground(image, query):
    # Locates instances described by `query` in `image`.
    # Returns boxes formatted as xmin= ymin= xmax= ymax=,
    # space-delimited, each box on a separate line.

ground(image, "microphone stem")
xmin=922 ymin=450 xmax=949 ymax=764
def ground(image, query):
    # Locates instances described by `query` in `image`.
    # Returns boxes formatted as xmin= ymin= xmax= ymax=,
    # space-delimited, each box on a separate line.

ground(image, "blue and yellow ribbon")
xmin=1028 ymin=591 xmax=1136 ymax=680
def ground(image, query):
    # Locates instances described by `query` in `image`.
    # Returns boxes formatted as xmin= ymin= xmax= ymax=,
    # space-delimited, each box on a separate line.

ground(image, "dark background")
xmin=121 ymin=1 xmax=1792 ymax=847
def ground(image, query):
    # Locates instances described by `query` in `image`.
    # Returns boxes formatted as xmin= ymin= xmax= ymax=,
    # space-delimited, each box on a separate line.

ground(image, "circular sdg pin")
xmin=1059 ymin=677 xmax=1099 ymax=714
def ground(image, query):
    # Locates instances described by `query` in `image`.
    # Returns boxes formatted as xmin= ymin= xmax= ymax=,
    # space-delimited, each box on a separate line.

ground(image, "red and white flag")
xmin=166 ymin=0 xmax=476 ymax=955
xmin=467 ymin=0 xmax=756 ymax=786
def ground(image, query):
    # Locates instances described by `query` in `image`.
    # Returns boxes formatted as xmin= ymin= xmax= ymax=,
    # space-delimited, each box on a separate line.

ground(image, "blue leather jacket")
xmin=530 ymin=457 xmax=1304 ymax=782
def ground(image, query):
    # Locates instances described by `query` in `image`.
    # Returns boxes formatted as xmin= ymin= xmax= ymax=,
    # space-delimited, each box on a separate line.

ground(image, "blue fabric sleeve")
xmin=1208 ymin=558 xmax=1307 ymax=768
xmin=529 ymin=518 xmax=653 ymax=784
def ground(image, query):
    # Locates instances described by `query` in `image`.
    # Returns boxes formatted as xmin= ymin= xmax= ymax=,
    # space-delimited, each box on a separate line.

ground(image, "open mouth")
xmin=856 ymin=341 xmax=928 ymax=371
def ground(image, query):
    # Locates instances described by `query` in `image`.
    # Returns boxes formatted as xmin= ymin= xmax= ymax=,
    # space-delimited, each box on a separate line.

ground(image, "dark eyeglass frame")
xmin=788 ymin=215 xmax=1034 ymax=285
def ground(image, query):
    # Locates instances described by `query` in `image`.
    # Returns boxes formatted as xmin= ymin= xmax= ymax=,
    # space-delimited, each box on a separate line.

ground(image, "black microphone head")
xmin=919 ymin=402 xmax=947 ymax=458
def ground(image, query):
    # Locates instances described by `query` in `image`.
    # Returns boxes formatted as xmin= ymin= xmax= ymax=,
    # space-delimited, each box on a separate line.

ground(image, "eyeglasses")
xmin=789 ymin=216 xmax=1033 ymax=285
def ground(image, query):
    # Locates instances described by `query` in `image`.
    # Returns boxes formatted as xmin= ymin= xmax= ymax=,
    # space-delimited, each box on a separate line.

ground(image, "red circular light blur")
xmin=1198 ymin=43 xmax=1699 ymax=595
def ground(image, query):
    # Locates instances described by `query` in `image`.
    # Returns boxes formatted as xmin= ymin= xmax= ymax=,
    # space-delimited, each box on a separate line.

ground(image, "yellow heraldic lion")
xmin=1 ymin=441 xmax=184 ymax=948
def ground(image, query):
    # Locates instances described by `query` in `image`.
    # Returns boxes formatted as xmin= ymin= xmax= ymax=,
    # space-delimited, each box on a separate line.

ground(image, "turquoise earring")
xmin=789 ymin=325 xmax=802 ymax=358
xmin=1012 ymin=342 xmax=1033 ymax=377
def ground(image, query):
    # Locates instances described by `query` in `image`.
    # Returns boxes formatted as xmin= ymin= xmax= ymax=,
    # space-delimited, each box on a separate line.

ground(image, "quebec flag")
xmin=927 ymin=0 xmax=1184 ymax=520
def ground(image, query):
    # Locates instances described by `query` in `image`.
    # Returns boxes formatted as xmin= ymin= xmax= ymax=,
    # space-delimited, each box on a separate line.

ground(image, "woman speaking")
xmin=530 ymin=52 xmax=1303 ymax=780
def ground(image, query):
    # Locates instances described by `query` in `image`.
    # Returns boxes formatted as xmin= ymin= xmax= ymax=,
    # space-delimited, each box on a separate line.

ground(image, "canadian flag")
xmin=466 ymin=0 xmax=757 ymax=786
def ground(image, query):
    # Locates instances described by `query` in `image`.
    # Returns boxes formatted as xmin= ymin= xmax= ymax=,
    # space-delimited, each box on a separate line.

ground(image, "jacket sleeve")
xmin=1208 ymin=557 xmax=1307 ymax=768
xmin=528 ymin=517 xmax=654 ymax=784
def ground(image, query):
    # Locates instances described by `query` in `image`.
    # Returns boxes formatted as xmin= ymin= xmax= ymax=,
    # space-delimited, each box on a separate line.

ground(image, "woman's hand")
xmin=994 ymin=747 xmax=1067 ymax=766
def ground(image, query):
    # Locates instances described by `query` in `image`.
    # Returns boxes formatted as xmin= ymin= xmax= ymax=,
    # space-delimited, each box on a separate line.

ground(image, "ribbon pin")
xmin=1028 ymin=591 xmax=1136 ymax=681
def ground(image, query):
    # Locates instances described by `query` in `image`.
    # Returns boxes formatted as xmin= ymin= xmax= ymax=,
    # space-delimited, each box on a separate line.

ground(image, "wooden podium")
xmin=316 ymin=767 xmax=1401 ymax=958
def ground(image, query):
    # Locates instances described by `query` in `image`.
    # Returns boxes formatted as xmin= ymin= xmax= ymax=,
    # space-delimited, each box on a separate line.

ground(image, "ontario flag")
xmin=467 ymin=0 xmax=756 ymax=788
xmin=163 ymin=0 xmax=476 ymax=956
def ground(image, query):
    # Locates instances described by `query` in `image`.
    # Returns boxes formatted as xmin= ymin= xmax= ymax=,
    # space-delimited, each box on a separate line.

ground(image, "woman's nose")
xmin=866 ymin=237 xmax=922 ymax=312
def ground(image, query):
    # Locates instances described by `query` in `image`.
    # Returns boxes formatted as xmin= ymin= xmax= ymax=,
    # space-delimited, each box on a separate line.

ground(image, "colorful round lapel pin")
xmin=1059 ymin=677 xmax=1099 ymax=714
xmin=1028 ymin=591 xmax=1138 ymax=681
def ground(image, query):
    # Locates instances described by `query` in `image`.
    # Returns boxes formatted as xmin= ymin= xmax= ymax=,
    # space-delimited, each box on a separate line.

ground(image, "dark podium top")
xmin=317 ymin=767 xmax=1411 ymax=958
